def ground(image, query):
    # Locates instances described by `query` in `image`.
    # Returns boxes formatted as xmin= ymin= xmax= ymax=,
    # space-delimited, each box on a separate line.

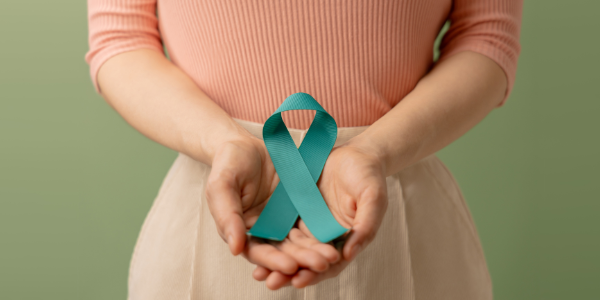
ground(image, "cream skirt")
xmin=127 ymin=118 xmax=492 ymax=300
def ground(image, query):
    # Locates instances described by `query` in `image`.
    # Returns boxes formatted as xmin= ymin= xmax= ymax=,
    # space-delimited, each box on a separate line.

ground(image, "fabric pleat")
xmin=126 ymin=118 xmax=492 ymax=300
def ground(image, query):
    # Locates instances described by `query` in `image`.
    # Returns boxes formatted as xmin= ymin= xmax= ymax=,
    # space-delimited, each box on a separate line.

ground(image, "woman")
xmin=86 ymin=0 xmax=522 ymax=299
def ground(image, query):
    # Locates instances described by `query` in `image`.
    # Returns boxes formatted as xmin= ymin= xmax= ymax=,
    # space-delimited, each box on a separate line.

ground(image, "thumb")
xmin=342 ymin=186 xmax=388 ymax=261
xmin=205 ymin=178 xmax=247 ymax=256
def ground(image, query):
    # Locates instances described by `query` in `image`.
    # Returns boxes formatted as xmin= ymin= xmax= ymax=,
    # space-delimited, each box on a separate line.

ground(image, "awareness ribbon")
xmin=247 ymin=93 xmax=350 ymax=243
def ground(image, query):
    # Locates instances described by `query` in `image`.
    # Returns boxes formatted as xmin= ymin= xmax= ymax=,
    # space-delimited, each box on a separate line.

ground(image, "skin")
xmin=97 ymin=48 xmax=340 ymax=275
xmin=252 ymin=50 xmax=508 ymax=289
xmin=97 ymin=48 xmax=507 ymax=290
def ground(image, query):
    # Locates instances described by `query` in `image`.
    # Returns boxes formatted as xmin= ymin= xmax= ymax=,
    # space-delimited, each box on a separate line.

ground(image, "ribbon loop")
xmin=248 ymin=93 xmax=349 ymax=243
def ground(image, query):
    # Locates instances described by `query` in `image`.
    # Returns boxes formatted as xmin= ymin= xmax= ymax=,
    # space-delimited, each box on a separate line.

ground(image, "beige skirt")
xmin=127 ymin=118 xmax=492 ymax=300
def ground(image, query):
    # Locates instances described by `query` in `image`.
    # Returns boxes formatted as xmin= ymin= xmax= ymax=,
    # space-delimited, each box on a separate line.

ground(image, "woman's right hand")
xmin=93 ymin=49 xmax=337 ymax=281
xmin=206 ymin=134 xmax=339 ymax=277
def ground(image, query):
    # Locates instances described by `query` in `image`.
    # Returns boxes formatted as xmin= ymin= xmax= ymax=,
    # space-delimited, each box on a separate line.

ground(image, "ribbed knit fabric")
xmin=86 ymin=0 xmax=522 ymax=129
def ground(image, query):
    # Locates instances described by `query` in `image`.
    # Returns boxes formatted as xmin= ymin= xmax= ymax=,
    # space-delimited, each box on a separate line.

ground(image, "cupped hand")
xmin=252 ymin=142 xmax=389 ymax=289
xmin=205 ymin=134 xmax=338 ymax=275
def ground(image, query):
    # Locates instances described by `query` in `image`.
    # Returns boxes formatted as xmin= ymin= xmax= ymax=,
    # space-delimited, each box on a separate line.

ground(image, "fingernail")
xmin=227 ymin=234 xmax=234 ymax=245
xmin=351 ymin=244 xmax=362 ymax=260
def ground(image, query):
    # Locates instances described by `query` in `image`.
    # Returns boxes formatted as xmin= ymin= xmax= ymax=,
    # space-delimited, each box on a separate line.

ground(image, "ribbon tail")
xmin=247 ymin=182 xmax=298 ymax=241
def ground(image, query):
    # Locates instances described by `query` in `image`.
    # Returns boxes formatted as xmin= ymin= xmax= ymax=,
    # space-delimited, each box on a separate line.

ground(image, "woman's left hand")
xmin=251 ymin=141 xmax=390 ymax=289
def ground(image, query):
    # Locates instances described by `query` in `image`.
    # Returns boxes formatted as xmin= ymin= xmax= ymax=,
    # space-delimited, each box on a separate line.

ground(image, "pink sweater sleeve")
xmin=438 ymin=0 xmax=523 ymax=106
xmin=85 ymin=0 xmax=164 ymax=93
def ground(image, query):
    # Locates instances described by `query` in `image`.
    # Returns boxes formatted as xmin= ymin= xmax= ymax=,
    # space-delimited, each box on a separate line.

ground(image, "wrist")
xmin=184 ymin=118 xmax=257 ymax=165
xmin=343 ymin=133 xmax=390 ymax=177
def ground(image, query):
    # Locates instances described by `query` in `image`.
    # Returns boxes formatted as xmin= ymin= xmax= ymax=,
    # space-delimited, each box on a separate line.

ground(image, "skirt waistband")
xmin=233 ymin=117 xmax=370 ymax=147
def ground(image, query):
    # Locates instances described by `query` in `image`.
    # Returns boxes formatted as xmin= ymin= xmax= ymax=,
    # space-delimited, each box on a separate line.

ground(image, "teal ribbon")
xmin=247 ymin=93 xmax=349 ymax=243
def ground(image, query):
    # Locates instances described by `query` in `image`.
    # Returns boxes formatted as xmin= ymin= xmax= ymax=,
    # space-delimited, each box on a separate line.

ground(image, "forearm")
xmin=348 ymin=51 xmax=508 ymax=177
xmin=97 ymin=49 xmax=252 ymax=165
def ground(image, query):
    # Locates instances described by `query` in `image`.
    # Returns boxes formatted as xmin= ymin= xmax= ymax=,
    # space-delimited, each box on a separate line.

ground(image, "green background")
xmin=1 ymin=1 xmax=598 ymax=299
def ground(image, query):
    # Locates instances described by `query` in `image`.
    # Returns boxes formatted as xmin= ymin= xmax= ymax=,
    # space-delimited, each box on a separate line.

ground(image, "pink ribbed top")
xmin=86 ymin=0 xmax=522 ymax=129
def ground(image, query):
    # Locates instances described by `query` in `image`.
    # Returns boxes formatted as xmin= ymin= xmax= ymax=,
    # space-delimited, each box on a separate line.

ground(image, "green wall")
xmin=1 ymin=1 xmax=598 ymax=299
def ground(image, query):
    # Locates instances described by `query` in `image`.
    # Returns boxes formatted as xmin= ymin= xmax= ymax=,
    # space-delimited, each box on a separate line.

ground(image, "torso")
xmin=157 ymin=0 xmax=451 ymax=129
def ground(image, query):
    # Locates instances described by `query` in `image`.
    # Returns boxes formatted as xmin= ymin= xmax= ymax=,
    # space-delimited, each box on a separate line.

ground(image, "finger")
xmin=242 ymin=237 xmax=298 ymax=275
xmin=292 ymin=259 xmax=352 ymax=288
xmin=205 ymin=175 xmax=247 ymax=256
xmin=252 ymin=265 xmax=271 ymax=281
xmin=343 ymin=186 xmax=388 ymax=261
xmin=297 ymin=219 xmax=315 ymax=239
xmin=291 ymin=269 xmax=318 ymax=289
xmin=265 ymin=271 xmax=293 ymax=290
xmin=275 ymin=237 xmax=330 ymax=272
xmin=242 ymin=198 xmax=271 ymax=228
xmin=288 ymin=227 xmax=340 ymax=264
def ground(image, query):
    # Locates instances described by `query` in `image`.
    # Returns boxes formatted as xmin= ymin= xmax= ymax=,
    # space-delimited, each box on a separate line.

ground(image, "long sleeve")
xmin=85 ymin=0 xmax=164 ymax=93
xmin=438 ymin=0 xmax=523 ymax=106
